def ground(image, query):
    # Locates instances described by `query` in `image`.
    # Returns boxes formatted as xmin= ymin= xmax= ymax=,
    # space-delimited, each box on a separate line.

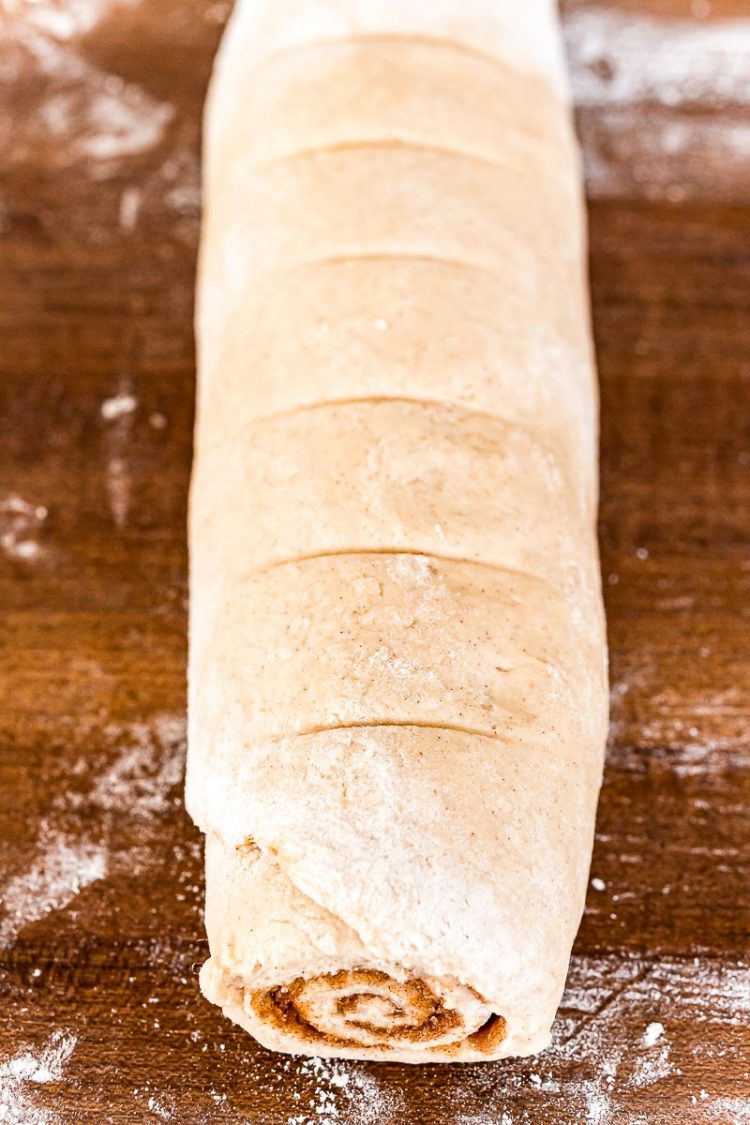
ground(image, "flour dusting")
xmin=101 ymin=391 xmax=138 ymax=421
xmin=630 ymin=1038 xmax=672 ymax=1090
xmin=91 ymin=715 xmax=186 ymax=821
xmin=456 ymin=1115 xmax=518 ymax=1125
xmin=546 ymin=955 xmax=750 ymax=1121
xmin=0 ymin=20 xmax=173 ymax=169
xmin=642 ymin=1021 xmax=664 ymax=1047
xmin=287 ymin=1056 xmax=402 ymax=1125
xmin=567 ymin=11 xmax=750 ymax=107
xmin=101 ymin=374 xmax=135 ymax=527
xmin=547 ymin=958 xmax=653 ymax=1121
xmin=703 ymin=1097 xmax=750 ymax=1122
xmin=146 ymin=1093 xmax=174 ymax=1121
xmin=3 ymin=0 xmax=138 ymax=41
xmin=581 ymin=1082 xmax=616 ymax=1125
xmin=0 ymin=1033 xmax=76 ymax=1124
xmin=100 ymin=389 xmax=138 ymax=420
xmin=0 ymin=715 xmax=184 ymax=950
xmin=565 ymin=9 xmax=750 ymax=201
xmin=119 ymin=185 xmax=142 ymax=231
xmin=0 ymin=831 xmax=107 ymax=949
xmin=0 ymin=495 xmax=48 ymax=561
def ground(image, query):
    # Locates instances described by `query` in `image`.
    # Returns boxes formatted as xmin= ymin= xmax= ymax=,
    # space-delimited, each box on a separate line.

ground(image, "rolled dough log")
xmin=187 ymin=0 xmax=608 ymax=1062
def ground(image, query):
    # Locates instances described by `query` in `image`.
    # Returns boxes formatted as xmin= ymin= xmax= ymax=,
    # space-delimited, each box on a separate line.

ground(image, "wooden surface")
xmin=1 ymin=0 xmax=749 ymax=1121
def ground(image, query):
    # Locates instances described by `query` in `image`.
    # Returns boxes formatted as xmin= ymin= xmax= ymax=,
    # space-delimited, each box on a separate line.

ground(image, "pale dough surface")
xmin=187 ymin=0 xmax=608 ymax=1062
xmin=197 ymin=255 xmax=596 ymax=451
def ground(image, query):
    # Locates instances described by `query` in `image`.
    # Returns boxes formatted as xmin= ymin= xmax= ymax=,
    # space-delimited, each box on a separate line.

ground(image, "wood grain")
xmin=1 ymin=0 xmax=748 ymax=1122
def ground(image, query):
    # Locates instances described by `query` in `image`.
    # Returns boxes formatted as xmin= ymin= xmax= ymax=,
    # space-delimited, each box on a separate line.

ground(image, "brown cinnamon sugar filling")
xmin=249 ymin=968 xmax=506 ymax=1054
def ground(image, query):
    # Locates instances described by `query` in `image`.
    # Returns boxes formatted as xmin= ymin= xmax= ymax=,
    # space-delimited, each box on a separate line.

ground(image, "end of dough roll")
xmin=188 ymin=716 xmax=604 ymax=1061
xmin=187 ymin=0 xmax=607 ymax=1062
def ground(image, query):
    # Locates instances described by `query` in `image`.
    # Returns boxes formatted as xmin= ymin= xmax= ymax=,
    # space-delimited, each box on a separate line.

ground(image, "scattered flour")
xmin=566 ymin=10 xmax=750 ymax=108
xmin=545 ymin=959 xmax=653 ymax=1121
xmin=630 ymin=1036 xmax=672 ymax=1090
xmin=545 ymin=955 xmax=750 ymax=1121
xmin=642 ymin=1021 xmax=665 ymax=1047
xmin=132 ymin=1083 xmax=184 ymax=1122
xmin=0 ymin=1031 xmax=76 ymax=1125
xmin=3 ymin=0 xmax=139 ymax=41
xmin=702 ymin=1097 xmax=750 ymax=1122
xmin=580 ymin=1080 xmax=617 ymax=1125
xmin=90 ymin=715 xmax=186 ymax=822
xmin=146 ymin=1093 xmax=174 ymax=1121
xmin=100 ymin=391 xmax=138 ymax=421
xmin=0 ymin=495 xmax=48 ymax=562
xmin=100 ymin=374 xmax=136 ymax=527
xmin=288 ymin=1056 xmax=402 ymax=1125
xmin=119 ymin=185 xmax=142 ymax=231
xmin=0 ymin=19 xmax=174 ymax=169
xmin=456 ymin=1115 xmax=520 ymax=1125
xmin=163 ymin=180 xmax=202 ymax=217
xmin=564 ymin=9 xmax=750 ymax=201
xmin=0 ymin=831 xmax=107 ymax=949
xmin=0 ymin=715 xmax=184 ymax=949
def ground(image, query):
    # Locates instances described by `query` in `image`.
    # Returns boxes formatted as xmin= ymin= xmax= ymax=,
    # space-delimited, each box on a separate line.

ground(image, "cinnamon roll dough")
xmin=186 ymin=0 xmax=608 ymax=1062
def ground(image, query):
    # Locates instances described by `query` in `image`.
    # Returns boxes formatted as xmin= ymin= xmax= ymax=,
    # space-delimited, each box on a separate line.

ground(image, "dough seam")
xmin=244 ymin=137 xmax=563 ymax=177
xmin=224 ymin=31 xmax=566 ymax=90
xmin=198 ymin=395 xmax=592 ymax=455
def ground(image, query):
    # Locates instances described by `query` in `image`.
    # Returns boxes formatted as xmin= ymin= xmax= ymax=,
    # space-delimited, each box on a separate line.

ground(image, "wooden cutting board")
xmin=1 ymin=1 xmax=748 ymax=1121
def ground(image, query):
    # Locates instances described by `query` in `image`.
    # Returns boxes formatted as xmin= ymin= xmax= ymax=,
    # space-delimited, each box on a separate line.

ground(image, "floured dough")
xmin=187 ymin=0 xmax=607 ymax=1062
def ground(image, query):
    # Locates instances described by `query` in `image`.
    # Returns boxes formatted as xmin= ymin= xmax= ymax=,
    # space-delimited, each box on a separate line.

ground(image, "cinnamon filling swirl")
xmin=249 ymin=969 xmax=506 ymax=1055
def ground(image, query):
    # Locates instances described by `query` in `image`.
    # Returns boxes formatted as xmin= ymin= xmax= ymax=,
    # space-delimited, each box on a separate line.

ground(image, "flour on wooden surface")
xmin=118 ymin=952 xmax=748 ymax=1125
xmin=2 ymin=0 xmax=138 ymax=41
xmin=100 ymin=374 xmax=136 ymax=527
xmin=286 ymin=1055 xmax=402 ymax=1125
xmin=565 ymin=9 xmax=750 ymax=201
xmin=701 ymin=1097 xmax=750 ymax=1122
xmin=456 ymin=1115 xmax=519 ymax=1125
xmin=642 ymin=1021 xmax=664 ymax=1047
xmin=204 ymin=0 xmax=230 ymax=23
xmin=119 ymin=185 xmax=142 ymax=231
xmin=0 ymin=13 xmax=173 ymax=169
xmin=607 ymin=660 xmax=747 ymax=775
xmin=630 ymin=1037 xmax=672 ymax=1089
xmin=83 ymin=713 xmax=187 ymax=881
xmin=100 ymin=391 xmax=138 ymax=421
xmin=12 ymin=34 xmax=172 ymax=163
xmin=0 ymin=495 xmax=48 ymax=562
xmin=0 ymin=830 xmax=106 ymax=950
xmin=145 ymin=1093 xmax=175 ymax=1121
xmin=91 ymin=715 xmax=186 ymax=822
xmin=0 ymin=715 xmax=184 ymax=948
xmin=567 ymin=10 xmax=750 ymax=107
xmin=0 ymin=1031 xmax=76 ymax=1124
xmin=551 ymin=956 xmax=750 ymax=1122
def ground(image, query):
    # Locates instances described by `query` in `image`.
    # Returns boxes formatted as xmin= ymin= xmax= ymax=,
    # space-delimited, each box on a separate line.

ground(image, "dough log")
xmin=186 ymin=0 xmax=608 ymax=1062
